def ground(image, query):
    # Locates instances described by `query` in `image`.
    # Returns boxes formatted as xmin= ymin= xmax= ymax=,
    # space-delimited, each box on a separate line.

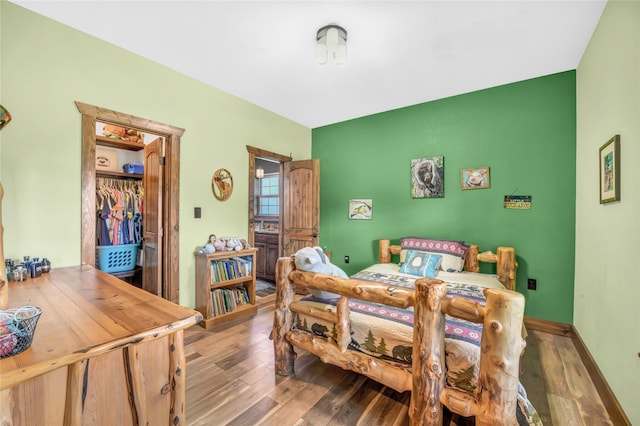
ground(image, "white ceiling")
xmin=12 ymin=1 xmax=606 ymax=128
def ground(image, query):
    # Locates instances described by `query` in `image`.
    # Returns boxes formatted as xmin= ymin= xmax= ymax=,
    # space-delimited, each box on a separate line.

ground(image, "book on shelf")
xmin=209 ymin=256 xmax=254 ymax=284
xmin=209 ymin=286 xmax=250 ymax=316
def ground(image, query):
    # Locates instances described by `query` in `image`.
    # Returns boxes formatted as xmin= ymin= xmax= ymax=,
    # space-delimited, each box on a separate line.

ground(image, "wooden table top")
xmin=0 ymin=265 xmax=201 ymax=390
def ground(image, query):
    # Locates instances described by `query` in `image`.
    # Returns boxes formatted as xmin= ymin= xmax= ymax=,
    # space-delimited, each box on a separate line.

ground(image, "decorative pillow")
xmin=398 ymin=250 xmax=442 ymax=278
xmin=294 ymin=246 xmax=348 ymax=299
xmin=401 ymin=237 xmax=470 ymax=272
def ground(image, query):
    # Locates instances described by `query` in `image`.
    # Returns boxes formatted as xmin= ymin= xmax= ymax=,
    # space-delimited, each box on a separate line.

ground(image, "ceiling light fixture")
xmin=315 ymin=24 xmax=347 ymax=65
xmin=255 ymin=167 xmax=264 ymax=179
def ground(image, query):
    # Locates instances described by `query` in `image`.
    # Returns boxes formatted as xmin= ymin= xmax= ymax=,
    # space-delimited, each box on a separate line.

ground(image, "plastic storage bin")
xmin=123 ymin=163 xmax=144 ymax=174
xmin=96 ymin=243 xmax=140 ymax=273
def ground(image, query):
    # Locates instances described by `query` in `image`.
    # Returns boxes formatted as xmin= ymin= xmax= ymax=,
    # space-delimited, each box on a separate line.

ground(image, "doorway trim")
xmin=246 ymin=146 xmax=291 ymax=249
xmin=76 ymin=101 xmax=184 ymax=303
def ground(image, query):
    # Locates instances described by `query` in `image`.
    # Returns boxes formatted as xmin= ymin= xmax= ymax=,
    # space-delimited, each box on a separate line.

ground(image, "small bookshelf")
xmin=195 ymin=248 xmax=258 ymax=329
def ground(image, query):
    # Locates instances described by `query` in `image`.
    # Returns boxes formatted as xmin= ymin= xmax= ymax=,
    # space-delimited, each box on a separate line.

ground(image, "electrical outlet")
xmin=527 ymin=278 xmax=537 ymax=290
xmin=194 ymin=207 xmax=201 ymax=218
xmin=344 ymin=255 xmax=350 ymax=264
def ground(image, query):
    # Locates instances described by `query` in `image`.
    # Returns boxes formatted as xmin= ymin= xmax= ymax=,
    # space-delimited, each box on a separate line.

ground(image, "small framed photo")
xmin=460 ymin=166 xmax=490 ymax=190
xmin=599 ymin=135 xmax=620 ymax=204
xmin=348 ymin=199 xmax=372 ymax=220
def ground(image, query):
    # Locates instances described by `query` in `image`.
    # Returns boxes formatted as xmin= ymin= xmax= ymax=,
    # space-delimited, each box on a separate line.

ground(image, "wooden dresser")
xmin=0 ymin=265 xmax=201 ymax=425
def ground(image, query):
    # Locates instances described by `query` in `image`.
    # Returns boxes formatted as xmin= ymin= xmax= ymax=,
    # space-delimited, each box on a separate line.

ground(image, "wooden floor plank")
xmin=185 ymin=296 xmax=616 ymax=425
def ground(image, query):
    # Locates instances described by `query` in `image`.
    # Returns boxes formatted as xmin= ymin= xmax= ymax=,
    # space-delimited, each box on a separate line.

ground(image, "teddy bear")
xmin=293 ymin=246 xmax=348 ymax=299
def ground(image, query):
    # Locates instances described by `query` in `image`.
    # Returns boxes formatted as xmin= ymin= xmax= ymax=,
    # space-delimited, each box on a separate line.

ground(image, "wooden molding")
xmin=76 ymin=101 xmax=182 ymax=304
xmin=524 ymin=316 xmax=572 ymax=336
xmin=569 ymin=325 xmax=632 ymax=426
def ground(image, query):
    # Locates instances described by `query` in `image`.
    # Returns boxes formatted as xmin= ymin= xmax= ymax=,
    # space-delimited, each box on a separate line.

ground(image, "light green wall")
xmin=575 ymin=0 xmax=640 ymax=423
xmin=313 ymin=71 xmax=577 ymax=323
xmin=0 ymin=2 xmax=311 ymax=308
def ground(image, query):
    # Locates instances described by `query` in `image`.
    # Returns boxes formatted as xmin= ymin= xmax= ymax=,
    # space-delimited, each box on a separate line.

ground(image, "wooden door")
xmin=282 ymin=159 xmax=320 ymax=256
xmin=143 ymin=138 xmax=163 ymax=296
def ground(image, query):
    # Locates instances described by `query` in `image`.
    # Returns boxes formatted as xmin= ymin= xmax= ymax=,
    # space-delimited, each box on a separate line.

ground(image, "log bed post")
xmin=274 ymin=257 xmax=297 ymax=375
xmin=496 ymin=247 xmax=517 ymax=292
xmin=475 ymin=287 xmax=525 ymax=426
xmin=410 ymin=278 xmax=447 ymax=426
xmin=379 ymin=239 xmax=391 ymax=264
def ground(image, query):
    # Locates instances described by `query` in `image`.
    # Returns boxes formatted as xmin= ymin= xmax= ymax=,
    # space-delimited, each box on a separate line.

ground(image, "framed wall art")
xmin=348 ymin=199 xmax=372 ymax=220
xmin=599 ymin=135 xmax=620 ymax=204
xmin=411 ymin=156 xmax=444 ymax=198
xmin=460 ymin=166 xmax=490 ymax=190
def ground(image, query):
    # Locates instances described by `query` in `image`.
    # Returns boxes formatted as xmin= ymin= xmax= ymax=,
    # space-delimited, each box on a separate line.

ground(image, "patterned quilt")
xmin=292 ymin=265 xmax=542 ymax=425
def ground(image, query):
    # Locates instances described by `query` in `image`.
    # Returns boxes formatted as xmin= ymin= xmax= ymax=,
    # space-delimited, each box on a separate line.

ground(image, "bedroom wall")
xmin=313 ymin=71 xmax=576 ymax=322
xmin=0 ymin=2 xmax=311 ymax=308
xmin=575 ymin=0 xmax=640 ymax=423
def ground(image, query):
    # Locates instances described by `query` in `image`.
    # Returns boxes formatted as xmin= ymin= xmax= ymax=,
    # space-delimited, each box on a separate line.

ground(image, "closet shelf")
xmin=96 ymin=135 xmax=145 ymax=151
xmin=96 ymin=170 xmax=143 ymax=179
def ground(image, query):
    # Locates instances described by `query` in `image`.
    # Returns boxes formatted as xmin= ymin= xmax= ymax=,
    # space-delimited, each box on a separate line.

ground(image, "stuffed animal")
xmin=102 ymin=124 xmax=144 ymax=143
xmin=103 ymin=124 xmax=126 ymax=139
xmin=198 ymin=234 xmax=218 ymax=254
xmin=226 ymin=238 xmax=243 ymax=251
xmin=293 ymin=246 xmax=347 ymax=299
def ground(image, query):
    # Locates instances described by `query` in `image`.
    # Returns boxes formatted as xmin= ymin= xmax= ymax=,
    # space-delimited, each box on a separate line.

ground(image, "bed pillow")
xmin=398 ymin=250 xmax=442 ymax=278
xmin=401 ymin=237 xmax=470 ymax=272
xmin=294 ymin=246 xmax=348 ymax=299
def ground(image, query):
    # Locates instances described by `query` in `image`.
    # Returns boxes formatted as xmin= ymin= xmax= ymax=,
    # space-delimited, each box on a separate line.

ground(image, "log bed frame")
xmin=273 ymin=239 xmax=525 ymax=426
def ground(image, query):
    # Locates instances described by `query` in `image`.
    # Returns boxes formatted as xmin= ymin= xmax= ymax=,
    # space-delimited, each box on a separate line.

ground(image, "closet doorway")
xmin=77 ymin=102 xmax=184 ymax=303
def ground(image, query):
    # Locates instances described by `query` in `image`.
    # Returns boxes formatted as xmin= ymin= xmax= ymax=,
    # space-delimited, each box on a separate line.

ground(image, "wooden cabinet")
xmin=195 ymin=248 xmax=258 ymax=329
xmin=255 ymin=232 xmax=279 ymax=281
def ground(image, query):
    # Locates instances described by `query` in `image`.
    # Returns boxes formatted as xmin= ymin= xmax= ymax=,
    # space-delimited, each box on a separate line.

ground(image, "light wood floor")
xmin=184 ymin=294 xmax=615 ymax=425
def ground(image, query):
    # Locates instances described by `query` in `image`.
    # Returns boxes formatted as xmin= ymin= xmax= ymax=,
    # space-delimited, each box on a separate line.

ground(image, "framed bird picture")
xmin=348 ymin=199 xmax=372 ymax=220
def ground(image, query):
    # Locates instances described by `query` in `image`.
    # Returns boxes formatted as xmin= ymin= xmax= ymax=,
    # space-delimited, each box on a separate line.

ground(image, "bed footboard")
xmin=410 ymin=279 xmax=525 ymax=425
xmin=273 ymin=256 xmax=526 ymax=426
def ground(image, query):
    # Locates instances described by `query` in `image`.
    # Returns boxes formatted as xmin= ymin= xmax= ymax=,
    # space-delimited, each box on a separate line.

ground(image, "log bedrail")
xmin=273 ymin=243 xmax=524 ymax=426
xmin=288 ymin=269 xmax=414 ymax=308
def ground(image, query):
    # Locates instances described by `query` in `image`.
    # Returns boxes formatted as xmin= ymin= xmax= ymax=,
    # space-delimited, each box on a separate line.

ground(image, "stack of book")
xmin=210 ymin=286 xmax=250 ymax=316
xmin=209 ymin=256 xmax=253 ymax=284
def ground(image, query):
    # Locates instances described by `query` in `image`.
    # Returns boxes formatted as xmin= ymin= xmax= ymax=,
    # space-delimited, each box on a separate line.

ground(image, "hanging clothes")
xmin=96 ymin=177 xmax=144 ymax=246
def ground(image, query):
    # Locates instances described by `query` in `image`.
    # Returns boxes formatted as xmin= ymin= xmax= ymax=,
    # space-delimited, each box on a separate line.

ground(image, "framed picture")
xmin=460 ymin=166 xmax=490 ymax=190
xmin=348 ymin=199 xmax=372 ymax=220
xmin=599 ymin=135 xmax=620 ymax=204
xmin=411 ymin=156 xmax=444 ymax=198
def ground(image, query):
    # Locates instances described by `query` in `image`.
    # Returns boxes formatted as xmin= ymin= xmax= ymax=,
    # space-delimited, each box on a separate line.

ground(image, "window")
xmin=257 ymin=174 xmax=279 ymax=216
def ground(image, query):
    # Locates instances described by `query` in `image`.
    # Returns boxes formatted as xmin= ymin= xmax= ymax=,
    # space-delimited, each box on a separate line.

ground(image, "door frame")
xmin=246 ymin=146 xmax=291 ymax=252
xmin=76 ymin=101 xmax=184 ymax=303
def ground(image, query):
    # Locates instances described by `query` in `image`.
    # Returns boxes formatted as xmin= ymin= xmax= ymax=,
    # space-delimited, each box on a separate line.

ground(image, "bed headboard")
xmin=378 ymin=239 xmax=517 ymax=291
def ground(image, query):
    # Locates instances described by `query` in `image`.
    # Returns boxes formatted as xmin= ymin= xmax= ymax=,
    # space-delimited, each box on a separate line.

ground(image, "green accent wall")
xmin=313 ymin=71 xmax=576 ymax=322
